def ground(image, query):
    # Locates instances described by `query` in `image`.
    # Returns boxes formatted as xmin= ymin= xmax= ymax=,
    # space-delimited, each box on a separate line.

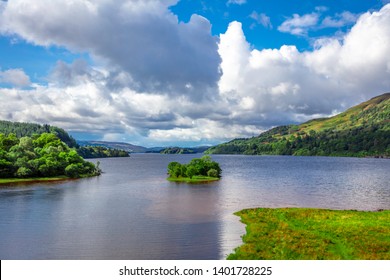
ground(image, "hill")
xmin=77 ymin=140 xmax=148 ymax=153
xmin=206 ymin=93 xmax=390 ymax=157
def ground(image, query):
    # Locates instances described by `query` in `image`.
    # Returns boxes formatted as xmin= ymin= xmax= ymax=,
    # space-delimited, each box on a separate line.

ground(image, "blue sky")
xmin=1 ymin=0 xmax=390 ymax=146
xmin=172 ymin=0 xmax=384 ymax=49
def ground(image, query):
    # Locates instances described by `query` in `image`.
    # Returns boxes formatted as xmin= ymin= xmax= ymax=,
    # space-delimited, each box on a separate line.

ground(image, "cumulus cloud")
xmin=0 ymin=72 xmax=251 ymax=145
xmin=219 ymin=4 xmax=390 ymax=126
xmin=0 ymin=68 xmax=31 ymax=87
xmin=0 ymin=0 xmax=221 ymax=98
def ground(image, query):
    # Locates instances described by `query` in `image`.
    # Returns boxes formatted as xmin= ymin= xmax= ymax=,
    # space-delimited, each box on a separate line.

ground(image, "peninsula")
xmin=0 ymin=132 xmax=101 ymax=185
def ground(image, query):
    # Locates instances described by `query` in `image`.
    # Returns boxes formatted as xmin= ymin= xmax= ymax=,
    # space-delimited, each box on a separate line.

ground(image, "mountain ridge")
xmin=206 ymin=93 xmax=390 ymax=157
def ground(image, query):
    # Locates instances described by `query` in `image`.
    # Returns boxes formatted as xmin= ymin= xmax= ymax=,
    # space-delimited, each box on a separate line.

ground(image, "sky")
xmin=1 ymin=0 xmax=390 ymax=147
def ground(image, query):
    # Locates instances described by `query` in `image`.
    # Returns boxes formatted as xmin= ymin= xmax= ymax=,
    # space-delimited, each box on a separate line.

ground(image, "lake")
xmin=0 ymin=154 xmax=389 ymax=259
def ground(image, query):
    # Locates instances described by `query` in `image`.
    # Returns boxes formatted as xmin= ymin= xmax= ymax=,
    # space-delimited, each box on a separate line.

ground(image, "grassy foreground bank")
xmin=228 ymin=208 xmax=390 ymax=260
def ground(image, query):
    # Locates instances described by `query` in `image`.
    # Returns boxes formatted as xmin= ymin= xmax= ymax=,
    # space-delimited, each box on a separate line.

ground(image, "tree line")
xmin=207 ymin=123 xmax=390 ymax=157
xmin=0 ymin=120 xmax=129 ymax=158
xmin=206 ymin=93 xmax=390 ymax=157
xmin=77 ymin=145 xmax=129 ymax=158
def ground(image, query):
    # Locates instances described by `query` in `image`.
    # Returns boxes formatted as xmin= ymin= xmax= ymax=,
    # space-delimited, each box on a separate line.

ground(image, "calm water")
xmin=0 ymin=154 xmax=389 ymax=259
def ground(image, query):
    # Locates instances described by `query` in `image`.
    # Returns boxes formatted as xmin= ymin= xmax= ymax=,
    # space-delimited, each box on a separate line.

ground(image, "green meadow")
xmin=228 ymin=208 xmax=390 ymax=260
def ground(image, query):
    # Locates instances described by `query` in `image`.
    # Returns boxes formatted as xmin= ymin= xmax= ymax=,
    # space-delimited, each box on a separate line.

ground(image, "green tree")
xmin=207 ymin=168 xmax=218 ymax=178
xmin=167 ymin=161 xmax=181 ymax=177
xmin=185 ymin=165 xmax=197 ymax=179
xmin=15 ymin=167 xmax=33 ymax=178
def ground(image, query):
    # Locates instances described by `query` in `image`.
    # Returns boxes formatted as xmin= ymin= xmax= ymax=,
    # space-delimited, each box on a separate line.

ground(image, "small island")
xmin=167 ymin=155 xmax=221 ymax=183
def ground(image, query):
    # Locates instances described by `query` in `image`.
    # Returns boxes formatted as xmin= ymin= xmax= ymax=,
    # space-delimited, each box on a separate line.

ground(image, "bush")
xmin=207 ymin=168 xmax=218 ymax=178
xmin=65 ymin=163 xmax=81 ymax=178
xmin=15 ymin=167 xmax=33 ymax=178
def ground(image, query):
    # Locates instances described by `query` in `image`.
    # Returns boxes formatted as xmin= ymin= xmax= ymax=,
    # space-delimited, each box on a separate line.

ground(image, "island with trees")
xmin=0 ymin=132 xmax=101 ymax=185
xmin=167 ymin=155 xmax=222 ymax=183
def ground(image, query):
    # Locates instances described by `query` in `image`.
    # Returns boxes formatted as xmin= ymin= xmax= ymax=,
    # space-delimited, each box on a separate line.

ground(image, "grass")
xmin=228 ymin=208 xmax=390 ymax=260
xmin=0 ymin=176 xmax=71 ymax=185
xmin=0 ymin=173 xmax=99 ymax=186
xmin=167 ymin=175 xmax=220 ymax=183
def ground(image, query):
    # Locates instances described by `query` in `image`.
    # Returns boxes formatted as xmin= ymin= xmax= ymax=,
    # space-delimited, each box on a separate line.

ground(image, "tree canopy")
xmin=167 ymin=155 xmax=221 ymax=181
xmin=0 ymin=132 xmax=101 ymax=179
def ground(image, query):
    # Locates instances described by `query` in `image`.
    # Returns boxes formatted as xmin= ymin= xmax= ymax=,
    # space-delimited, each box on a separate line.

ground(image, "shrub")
xmin=207 ymin=168 xmax=218 ymax=178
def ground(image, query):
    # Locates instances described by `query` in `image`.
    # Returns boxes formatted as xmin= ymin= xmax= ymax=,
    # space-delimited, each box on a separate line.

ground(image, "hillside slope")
xmin=206 ymin=93 xmax=390 ymax=157
xmin=77 ymin=140 xmax=148 ymax=153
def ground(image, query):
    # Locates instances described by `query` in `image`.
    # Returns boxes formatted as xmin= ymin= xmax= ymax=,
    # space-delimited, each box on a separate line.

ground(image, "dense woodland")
xmin=167 ymin=155 xmax=222 ymax=179
xmin=207 ymin=93 xmax=390 ymax=157
xmin=0 ymin=120 xmax=129 ymax=159
xmin=0 ymin=120 xmax=78 ymax=147
xmin=0 ymin=132 xmax=101 ymax=178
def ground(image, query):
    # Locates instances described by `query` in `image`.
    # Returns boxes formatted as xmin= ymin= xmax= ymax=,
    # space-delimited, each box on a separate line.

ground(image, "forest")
xmin=0 ymin=132 xmax=101 ymax=179
xmin=0 ymin=120 xmax=129 ymax=159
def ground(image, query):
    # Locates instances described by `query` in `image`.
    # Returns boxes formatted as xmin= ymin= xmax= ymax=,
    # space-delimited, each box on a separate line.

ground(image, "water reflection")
xmin=0 ymin=154 xmax=389 ymax=259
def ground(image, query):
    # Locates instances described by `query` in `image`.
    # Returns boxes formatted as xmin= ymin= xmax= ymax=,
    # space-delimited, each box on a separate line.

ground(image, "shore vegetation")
xmin=0 ymin=132 xmax=101 ymax=182
xmin=228 ymin=208 xmax=390 ymax=260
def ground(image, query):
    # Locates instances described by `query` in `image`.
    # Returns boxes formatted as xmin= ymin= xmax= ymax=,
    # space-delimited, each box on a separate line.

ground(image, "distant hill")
xmin=78 ymin=140 xmax=210 ymax=154
xmin=160 ymin=146 xmax=210 ymax=154
xmin=0 ymin=120 xmax=77 ymax=148
xmin=77 ymin=140 xmax=148 ymax=153
xmin=206 ymin=93 xmax=390 ymax=157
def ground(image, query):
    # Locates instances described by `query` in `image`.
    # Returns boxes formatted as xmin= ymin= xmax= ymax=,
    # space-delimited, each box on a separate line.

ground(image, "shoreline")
xmin=0 ymin=177 xmax=74 ymax=186
xmin=228 ymin=207 xmax=390 ymax=260
xmin=167 ymin=175 xmax=220 ymax=183
xmin=0 ymin=174 xmax=99 ymax=187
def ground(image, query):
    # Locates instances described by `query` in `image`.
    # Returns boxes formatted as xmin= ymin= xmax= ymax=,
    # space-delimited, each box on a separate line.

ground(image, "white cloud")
xmin=321 ymin=11 xmax=358 ymax=28
xmin=249 ymin=11 xmax=272 ymax=29
xmin=0 ymin=68 xmax=31 ymax=87
xmin=278 ymin=13 xmax=319 ymax=36
xmin=218 ymin=4 xmax=390 ymax=126
xmin=0 ymin=0 xmax=221 ymax=98
xmin=227 ymin=0 xmax=246 ymax=6
xmin=279 ymin=9 xmax=358 ymax=36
